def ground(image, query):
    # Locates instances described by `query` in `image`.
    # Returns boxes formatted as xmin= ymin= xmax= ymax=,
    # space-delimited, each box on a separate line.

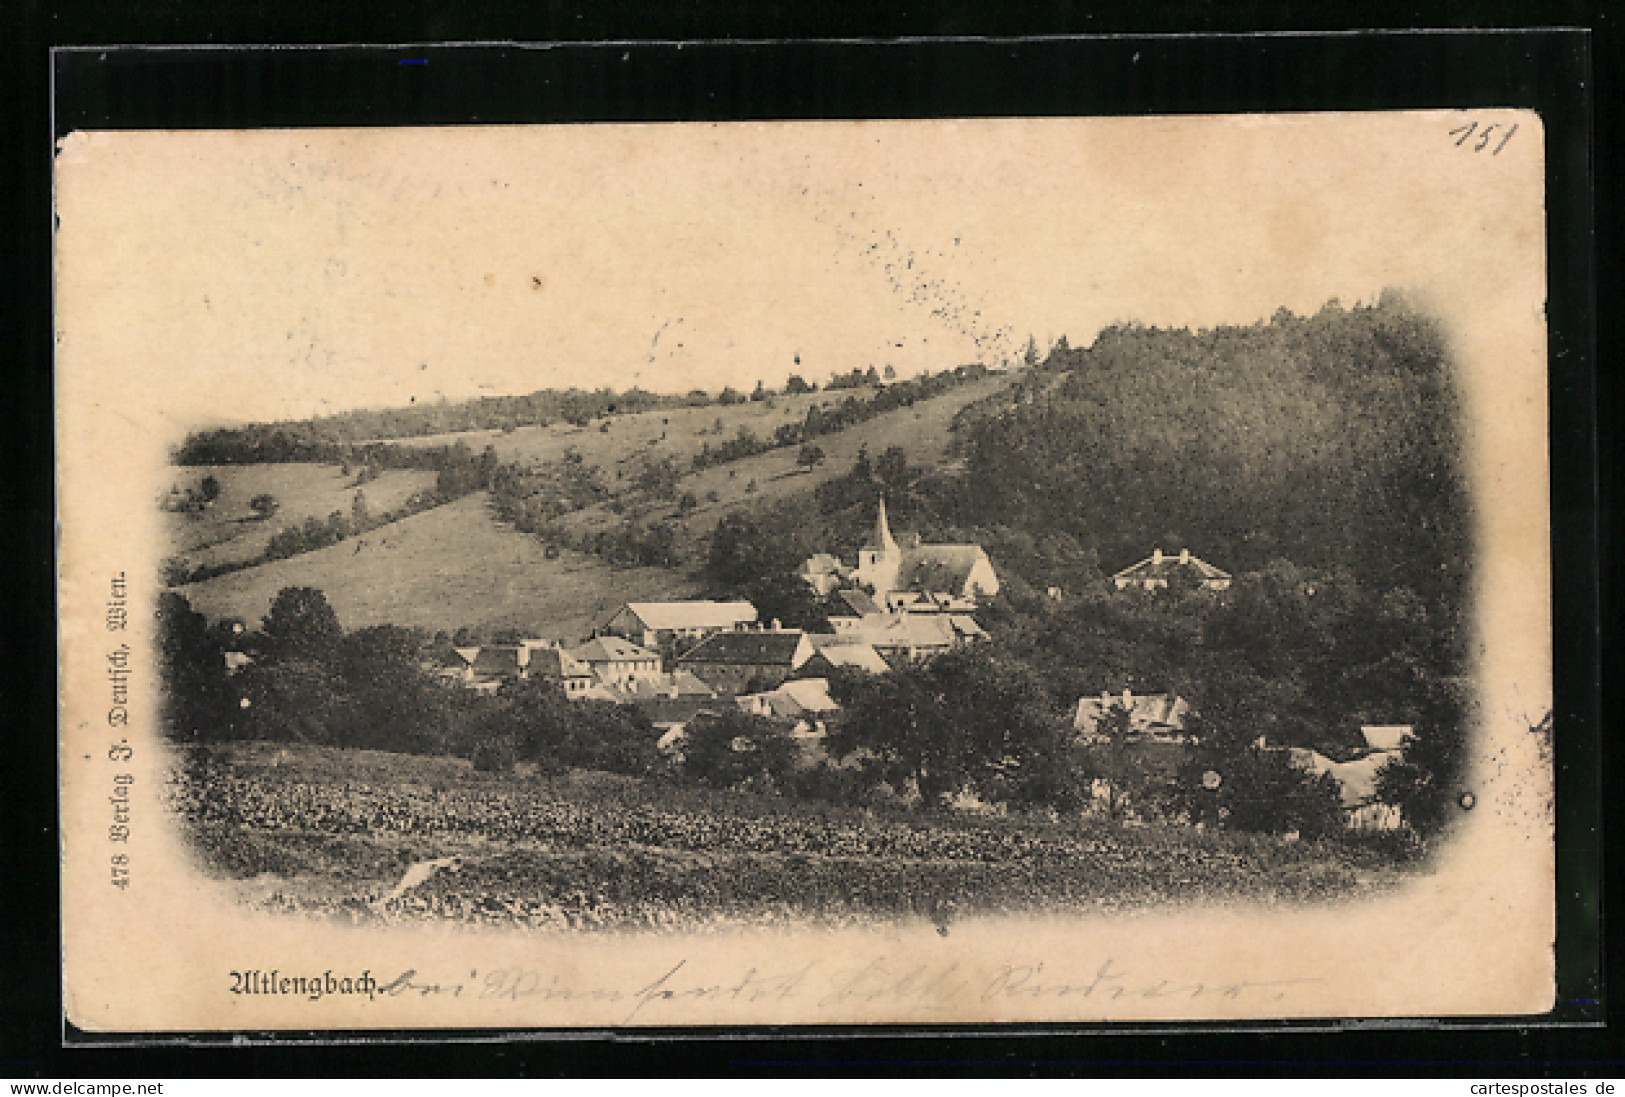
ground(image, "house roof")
xmin=678 ymin=629 xmax=807 ymax=666
xmin=1110 ymin=549 xmax=1231 ymax=582
xmin=1360 ymin=725 xmax=1413 ymax=752
xmin=896 ymin=545 xmax=992 ymax=594
xmin=803 ymin=638 xmax=892 ymax=675
xmin=835 ymin=588 xmax=883 ymax=617
xmin=850 ymin=613 xmax=958 ymax=650
xmin=621 ymin=671 xmax=718 ymax=699
xmin=1074 ymin=692 xmax=1189 ymax=732
xmin=775 ymin=677 xmax=839 ymax=714
xmin=801 ymin=553 xmax=844 ymax=576
xmin=1288 ymin=747 xmax=1389 ymax=807
xmin=469 ymin=646 xmax=524 ymax=678
xmin=618 ymin=600 xmax=758 ymax=631
xmin=948 ymin=615 xmax=987 ymax=638
xmin=568 ymin=636 xmax=661 ymax=664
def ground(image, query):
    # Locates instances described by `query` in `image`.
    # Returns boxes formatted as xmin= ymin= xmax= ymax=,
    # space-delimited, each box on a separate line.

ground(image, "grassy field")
xmin=177 ymin=492 xmax=697 ymax=638
xmin=163 ymin=463 xmax=439 ymax=572
xmin=166 ymin=741 xmax=1408 ymax=934
xmin=368 ymin=375 xmax=1008 ymax=541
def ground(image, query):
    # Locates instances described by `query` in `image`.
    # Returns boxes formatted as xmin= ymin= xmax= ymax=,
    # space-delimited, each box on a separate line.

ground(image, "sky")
xmin=55 ymin=112 xmax=1544 ymax=425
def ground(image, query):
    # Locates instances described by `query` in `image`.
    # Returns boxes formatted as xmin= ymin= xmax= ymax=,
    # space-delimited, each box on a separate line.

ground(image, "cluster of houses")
xmin=436 ymin=500 xmax=999 ymax=750
xmin=432 ymin=499 xmax=1406 ymax=829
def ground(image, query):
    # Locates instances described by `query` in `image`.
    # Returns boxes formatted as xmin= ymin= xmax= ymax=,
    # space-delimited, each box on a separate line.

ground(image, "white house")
xmin=1110 ymin=547 xmax=1231 ymax=591
xmin=566 ymin=635 xmax=664 ymax=690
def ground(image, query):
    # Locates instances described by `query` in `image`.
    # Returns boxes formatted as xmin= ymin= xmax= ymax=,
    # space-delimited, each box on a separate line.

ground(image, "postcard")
xmin=56 ymin=112 xmax=1554 ymax=1030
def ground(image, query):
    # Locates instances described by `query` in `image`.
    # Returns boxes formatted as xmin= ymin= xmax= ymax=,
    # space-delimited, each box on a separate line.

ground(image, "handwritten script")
xmin=367 ymin=957 xmax=1322 ymax=1023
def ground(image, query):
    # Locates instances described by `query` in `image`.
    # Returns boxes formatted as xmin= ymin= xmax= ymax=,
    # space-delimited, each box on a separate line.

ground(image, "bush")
xmin=472 ymin=739 xmax=517 ymax=773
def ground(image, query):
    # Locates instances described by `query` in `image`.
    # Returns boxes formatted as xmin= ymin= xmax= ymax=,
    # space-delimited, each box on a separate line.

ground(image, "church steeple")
xmin=857 ymin=494 xmax=903 ymax=596
xmin=866 ymin=494 xmax=900 ymax=555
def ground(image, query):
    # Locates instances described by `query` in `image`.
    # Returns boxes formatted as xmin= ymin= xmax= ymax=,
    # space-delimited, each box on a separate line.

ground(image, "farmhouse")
xmin=599 ymin=600 xmax=758 ymax=654
xmin=677 ymin=626 xmax=816 ymax=695
xmin=805 ymin=497 xmax=1000 ymax=606
xmin=566 ymin=635 xmax=663 ymax=690
xmin=1110 ymin=547 xmax=1231 ymax=591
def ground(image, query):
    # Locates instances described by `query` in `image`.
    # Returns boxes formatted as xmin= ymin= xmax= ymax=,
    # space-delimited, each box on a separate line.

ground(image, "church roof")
xmin=896 ymin=545 xmax=991 ymax=593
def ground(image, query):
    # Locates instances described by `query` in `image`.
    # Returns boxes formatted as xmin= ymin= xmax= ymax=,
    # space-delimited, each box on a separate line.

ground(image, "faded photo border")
xmin=44 ymin=32 xmax=1599 ymax=1050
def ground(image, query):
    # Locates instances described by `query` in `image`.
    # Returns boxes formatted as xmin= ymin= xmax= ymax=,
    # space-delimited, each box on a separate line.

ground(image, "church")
xmin=803 ymin=497 xmax=1000 ymax=609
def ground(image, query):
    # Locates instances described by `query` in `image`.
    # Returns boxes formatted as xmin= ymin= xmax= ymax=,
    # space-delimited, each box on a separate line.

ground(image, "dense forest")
xmin=944 ymin=294 xmax=1469 ymax=619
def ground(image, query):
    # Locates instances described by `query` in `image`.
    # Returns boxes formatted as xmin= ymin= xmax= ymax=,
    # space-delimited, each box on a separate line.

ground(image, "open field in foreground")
xmin=166 ymin=742 xmax=1414 ymax=935
xmin=177 ymin=492 xmax=696 ymax=637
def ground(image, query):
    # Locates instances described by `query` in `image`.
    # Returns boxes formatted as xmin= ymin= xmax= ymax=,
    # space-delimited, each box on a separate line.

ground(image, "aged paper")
xmin=56 ymin=113 xmax=1554 ymax=1031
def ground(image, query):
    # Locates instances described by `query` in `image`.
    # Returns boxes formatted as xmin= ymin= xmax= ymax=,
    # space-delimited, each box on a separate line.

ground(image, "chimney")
xmin=1122 ymin=687 xmax=1133 ymax=708
xmin=1179 ymin=548 xmax=1190 ymax=565
xmin=1152 ymin=547 xmax=1163 ymax=564
xmin=771 ymin=618 xmax=782 ymax=631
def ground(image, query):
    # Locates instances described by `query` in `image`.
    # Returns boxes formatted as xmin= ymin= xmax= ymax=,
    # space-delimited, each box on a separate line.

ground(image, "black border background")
xmin=2 ymin=3 xmax=1613 ymax=1080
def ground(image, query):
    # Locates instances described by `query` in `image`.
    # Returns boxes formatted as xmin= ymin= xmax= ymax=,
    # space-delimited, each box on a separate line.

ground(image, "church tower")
xmin=856 ymin=495 xmax=902 ymax=596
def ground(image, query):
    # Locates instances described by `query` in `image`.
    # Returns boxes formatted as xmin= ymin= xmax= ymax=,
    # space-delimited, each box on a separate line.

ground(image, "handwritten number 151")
xmin=1450 ymin=120 xmax=1518 ymax=155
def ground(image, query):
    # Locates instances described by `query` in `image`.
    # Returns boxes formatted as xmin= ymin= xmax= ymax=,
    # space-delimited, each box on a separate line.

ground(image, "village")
xmin=414 ymin=497 xmax=1410 ymax=831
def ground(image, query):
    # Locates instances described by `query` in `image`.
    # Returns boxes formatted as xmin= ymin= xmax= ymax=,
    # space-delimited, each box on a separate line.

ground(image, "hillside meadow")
xmin=163 ymin=463 xmax=439 ymax=572
xmin=177 ymin=491 xmax=697 ymax=638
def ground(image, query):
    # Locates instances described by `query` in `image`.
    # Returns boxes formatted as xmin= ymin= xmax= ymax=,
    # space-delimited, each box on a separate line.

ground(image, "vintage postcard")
xmin=56 ymin=113 xmax=1554 ymax=1031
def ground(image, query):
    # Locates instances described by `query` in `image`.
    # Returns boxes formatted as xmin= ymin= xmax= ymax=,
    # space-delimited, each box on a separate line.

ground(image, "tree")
xmin=875 ymin=445 xmax=909 ymax=489
xmin=155 ymin=592 xmax=234 ymax=740
xmin=784 ymin=374 xmax=813 ymax=395
xmin=351 ymin=490 xmax=370 ymax=528
xmin=797 ymin=443 xmax=826 ymax=470
xmin=1372 ymin=680 xmax=1470 ymax=837
xmin=198 ymin=475 xmax=222 ymax=503
xmin=827 ymin=648 xmax=1077 ymax=809
xmin=249 ymin=493 xmax=279 ymax=519
xmin=750 ymin=380 xmax=768 ymax=402
xmin=679 ymin=709 xmax=799 ymax=792
xmin=260 ymin=586 xmax=342 ymax=661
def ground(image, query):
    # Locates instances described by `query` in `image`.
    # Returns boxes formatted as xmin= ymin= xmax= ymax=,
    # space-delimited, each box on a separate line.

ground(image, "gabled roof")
xmin=618 ymin=600 xmax=758 ymax=631
xmin=1110 ymin=549 xmax=1230 ymax=582
xmin=835 ymin=588 xmax=883 ymax=617
xmin=678 ymin=629 xmax=807 ymax=666
xmin=948 ymin=615 xmax=988 ymax=639
xmin=568 ymin=636 xmax=661 ymax=664
xmin=803 ymin=637 xmax=892 ymax=674
xmin=469 ymin=646 xmax=524 ymax=678
xmin=1360 ymin=725 xmax=1413 ymax=753
xmin=896 ymin=545 xmax=992 ymax=594
xmin=775 ymin=677 xmax=839 ymax=714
